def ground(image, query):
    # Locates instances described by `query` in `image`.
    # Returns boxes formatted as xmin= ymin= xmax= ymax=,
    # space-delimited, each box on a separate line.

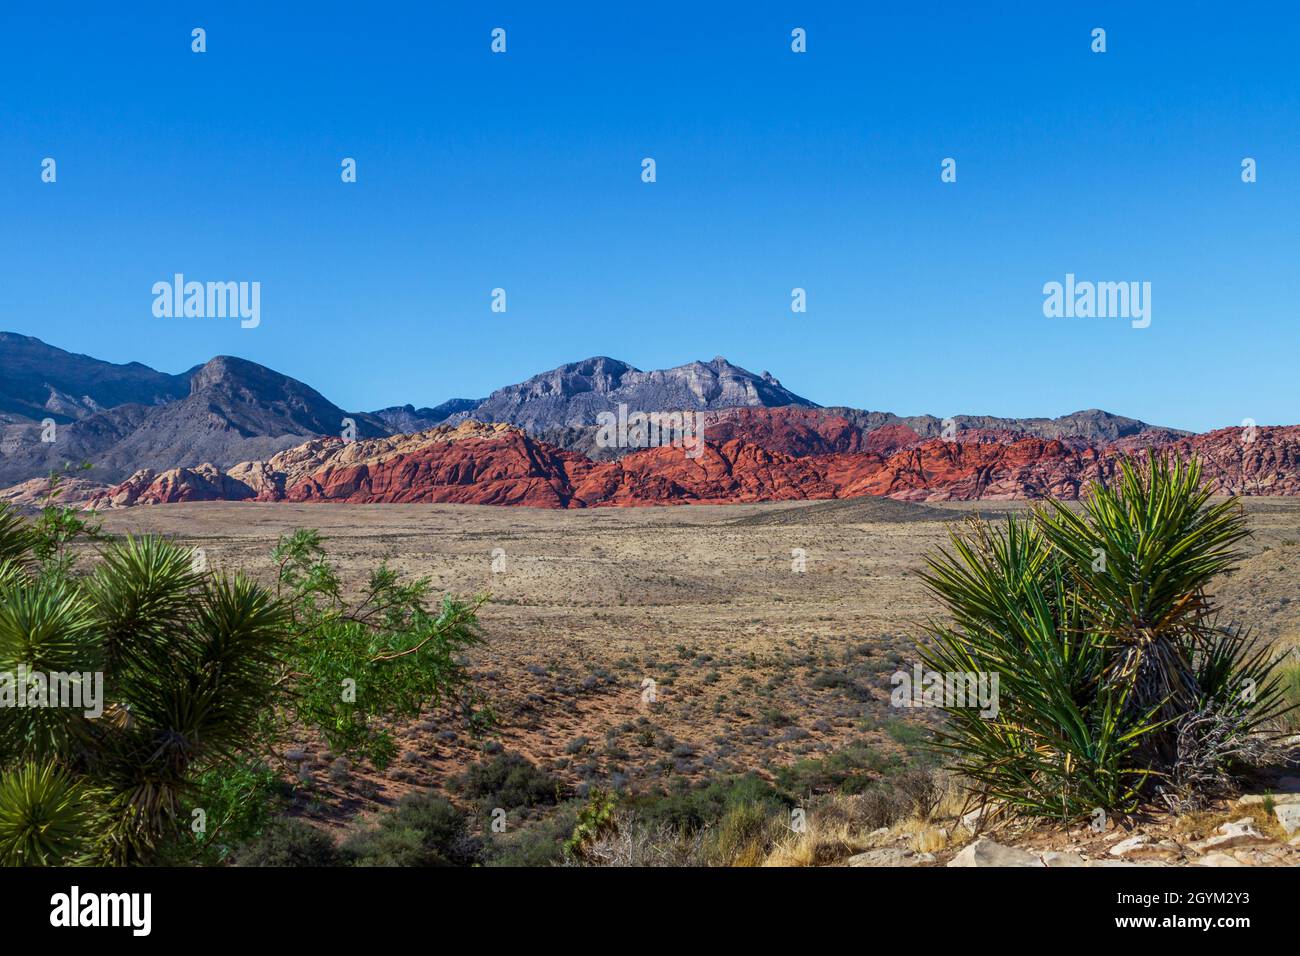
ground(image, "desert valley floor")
xmin=88 ymin=496 xmax=1300 ymax=834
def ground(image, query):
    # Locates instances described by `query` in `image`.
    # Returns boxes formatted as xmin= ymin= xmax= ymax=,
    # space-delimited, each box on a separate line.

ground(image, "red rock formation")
xmin=81 ymin=412 xmax=1300 ymax=510
xmin=93 ymin=464 xmax=255 ymax=508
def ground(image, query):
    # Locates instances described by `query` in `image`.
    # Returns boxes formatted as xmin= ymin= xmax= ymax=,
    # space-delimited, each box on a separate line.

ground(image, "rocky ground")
xmin=844 ymin=762 xmax=1300 ymax=868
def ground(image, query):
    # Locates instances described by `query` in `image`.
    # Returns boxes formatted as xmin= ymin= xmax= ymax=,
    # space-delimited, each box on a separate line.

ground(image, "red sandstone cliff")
xmin=80 ymin=414 xmax=1300 ymax=510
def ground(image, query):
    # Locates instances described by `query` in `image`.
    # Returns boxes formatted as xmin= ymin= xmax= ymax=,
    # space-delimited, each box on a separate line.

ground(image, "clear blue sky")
xmin=2 ymin=2 xmax=1297 ymax=432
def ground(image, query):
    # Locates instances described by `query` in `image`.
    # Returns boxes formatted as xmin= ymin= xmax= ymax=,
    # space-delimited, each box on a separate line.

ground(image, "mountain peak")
xmin=444 ymin=354 xmax=817 ymax=432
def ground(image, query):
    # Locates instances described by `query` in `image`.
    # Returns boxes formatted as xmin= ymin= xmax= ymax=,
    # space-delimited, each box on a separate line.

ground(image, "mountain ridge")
xmin=0 ymin=332 xmax=1206 ymax=489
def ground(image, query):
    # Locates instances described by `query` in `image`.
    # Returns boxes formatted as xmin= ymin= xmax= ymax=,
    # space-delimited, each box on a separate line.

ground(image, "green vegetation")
xmin=340 ymin=793 xmax=481 ymax=866
xmin=234 ymin=818 xmax=341 ymax=867
xmin=921 ymin=453 xmax=1289 ymax=820
xmin=450 ymin=751 xmax=561 ymax=812
xmin=0 ymin=502 xmax=489 ymax=866
xmin=1277 ymin=655 xmax=1300 ymax=735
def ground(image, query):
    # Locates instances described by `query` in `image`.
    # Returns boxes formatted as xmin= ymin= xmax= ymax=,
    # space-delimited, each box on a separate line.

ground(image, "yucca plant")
xmin=0 ymin=760 xmax=100 ymax=866
xmin=0 ymin=503 xmax=291 ymax=865
xmin=920 ymin=453 xmax=1289 ymax=821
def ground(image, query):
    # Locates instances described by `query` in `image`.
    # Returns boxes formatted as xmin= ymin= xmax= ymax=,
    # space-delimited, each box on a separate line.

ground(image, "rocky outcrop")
xmin=0 ymin=475 xmax=108 ymax=508
xmin=81 ymin=411 xmax=1300 ymax=510
xmin=93 ymin=464 xmax=256 ymax=508
xmin=445 ymin=356 xmax=818 ymax=434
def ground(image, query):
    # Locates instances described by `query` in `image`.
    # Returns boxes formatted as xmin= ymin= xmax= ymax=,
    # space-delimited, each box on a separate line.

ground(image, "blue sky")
xmin=2 ymin=2 xmax=1297 ymax=432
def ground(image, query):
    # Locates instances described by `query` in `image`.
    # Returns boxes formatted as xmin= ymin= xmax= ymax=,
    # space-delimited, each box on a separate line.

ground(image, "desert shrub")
xmin=485 ymin=804 xmax=580 ymax=867
xmin=236 ymin=818 xmax=340 ymax=867
xmin=340 ymin=793 xmax=480 ymax=867
xmin=452 ymin=752 xmax=561 ymax=811
xmin=774 ymin=740 xmax=897 ymax=796
xmin=891 ymin=766 xmax=943 ymax=820
xmin=882 ymin=718 xmax=934 ymax=754
xmin=710 ymin=799 xmax=786 ymax=866
xmin=574 ymin=811 xmax=709 ymax=867
xmin=921 ymin=453 xmax=1288 ymax=820
xmin=632 ymin=773 xmax=786 ymax=834
xmin=1276 ymin=656 xmax=1300 ymax=734
xmin=842 ymin=784 xmax=912 ymax=831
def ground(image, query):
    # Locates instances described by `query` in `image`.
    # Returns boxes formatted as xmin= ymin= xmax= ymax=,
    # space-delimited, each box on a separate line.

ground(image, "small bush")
xmin=775 ymin=740 xmax=895 ymax=795
xmin=710 ymin=800 xmax=785 ymax=866
xmin=341 ymin=793 xmax=480 ymax=867
xmin=576 ymin=812 xmax=708 ymax=867
xmin=485 ymin=805 xmax=579 ymax=867
xmin=451 ymin=752 xmax=561 ymax=811
xmin=236 ymin=819 xmax=340 ymax=867
xmin=632 ymin=774 xmax=786 ymax=834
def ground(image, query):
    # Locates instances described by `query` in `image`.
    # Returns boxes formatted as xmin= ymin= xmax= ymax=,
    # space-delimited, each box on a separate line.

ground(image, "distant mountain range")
xmin=0 ymin=332 xmax=1196 ymax=494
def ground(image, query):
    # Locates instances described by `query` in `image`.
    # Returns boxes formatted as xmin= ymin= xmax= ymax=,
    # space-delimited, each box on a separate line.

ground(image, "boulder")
xmin=846 ymin=847 xmax=936 ymax=867
xmin=1109 ymin=834 xmax=1151 ymax=857
xmin=1189 ymin=818 xmax=1271 ymax=853
xmin=946 ymin=838 xmax=1044 ymax=867
xmin=1274 ymin=804 xmax=1300 ymax=836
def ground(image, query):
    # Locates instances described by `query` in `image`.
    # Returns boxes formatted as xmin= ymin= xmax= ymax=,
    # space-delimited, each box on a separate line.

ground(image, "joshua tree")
xmin=920 ymin=452 xmax=1288 ymax=820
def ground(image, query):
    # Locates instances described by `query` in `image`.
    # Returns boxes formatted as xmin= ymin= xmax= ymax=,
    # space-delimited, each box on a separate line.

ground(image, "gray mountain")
xmin=0 ymin=332 xmax=190 ymax=423
xmin=0 ymin=334 xmax=1191 ymax=488
xmin=446 ymin=355 xmax=817 ymax=432
xmin=0 ymin=353 xmax=387 ymax=486
xmin=370 ymin=399 xmax=483 ymax=434
xmin=818 ymin=407 xmax=1188 ymax=445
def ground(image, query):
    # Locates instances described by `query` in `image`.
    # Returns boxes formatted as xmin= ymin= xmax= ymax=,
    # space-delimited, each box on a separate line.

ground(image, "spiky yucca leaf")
xmin=0 ymin=579 xmax=102 ymax=762
xmin=0 ymin=505 xmax=34 ymax=566
xmin=89 ymin=572 xmax=288 ymax=864
xmin=84 ymin=535 xmax=202 ymax=676
xmin=0 ymin=760 xmax=99 ymax=865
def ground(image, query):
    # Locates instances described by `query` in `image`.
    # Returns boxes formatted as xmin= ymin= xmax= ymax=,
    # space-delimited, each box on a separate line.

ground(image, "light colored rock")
xmin=1193 ymin=852 xmax=1245 ymax=867
xmin=1236 ymin=792 xmax=1300 ymax=807
xmin=1189 ymin=818 xmax=1271 ymax=853
xmin=1085 ymin=859 xmax=1167 ymax=867
xmin=1109 ymin=834 xmax=1151 ymax=857
xmin=847 ymin=847 xmax=936 ymax=867
xmin=946 ymin=838 xmax=1044 ymax=868
xmin=961 ymin=805 xmax=997 ymax=832
xmin=1041 ymin=851 xmax=1087 ymax=867
xmin=1275 ymin=804 xmax=1300 ymax=836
